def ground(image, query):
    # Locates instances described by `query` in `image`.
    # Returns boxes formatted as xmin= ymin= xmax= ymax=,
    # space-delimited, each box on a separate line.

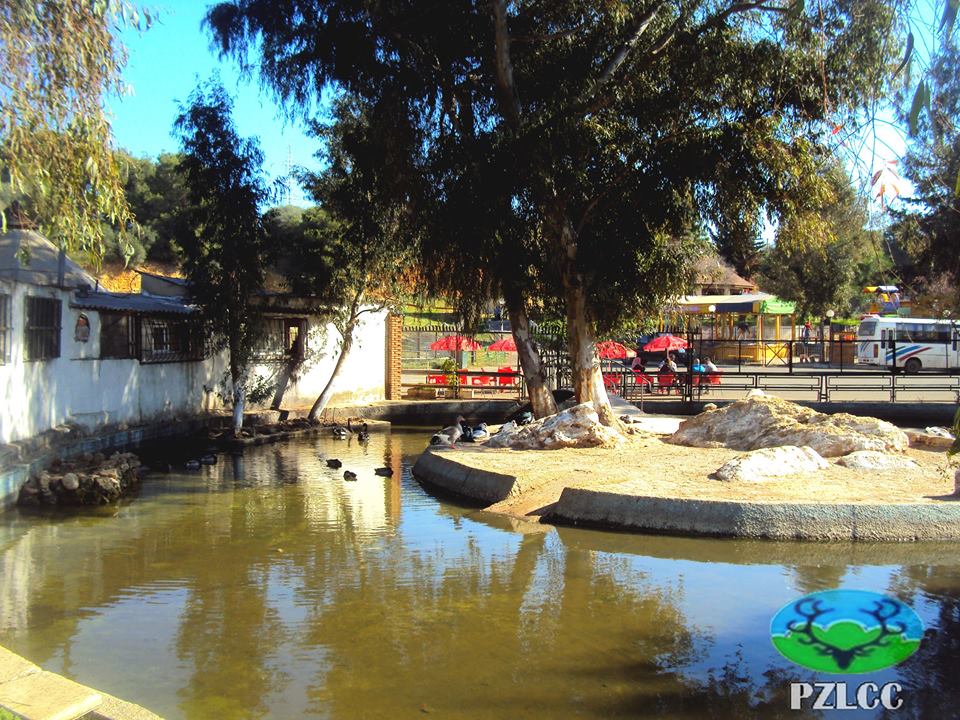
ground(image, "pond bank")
xmin=412 ymin=435 xmax=960 ymax=541
xmin=0 ymin=643 xmax=162 ymax=720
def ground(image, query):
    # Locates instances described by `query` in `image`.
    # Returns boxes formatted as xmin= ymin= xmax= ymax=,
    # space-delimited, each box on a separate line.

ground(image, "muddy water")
xmin=0 ymin=430 xmax=957 ymax=719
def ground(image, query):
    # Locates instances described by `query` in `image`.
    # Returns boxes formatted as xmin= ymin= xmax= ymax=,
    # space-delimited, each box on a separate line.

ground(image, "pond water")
xmin=0 ymin=430 xmax=958 ymax=719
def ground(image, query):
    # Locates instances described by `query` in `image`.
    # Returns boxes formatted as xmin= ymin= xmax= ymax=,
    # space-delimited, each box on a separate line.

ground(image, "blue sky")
xmin=109 ymin=1 xmax=320 ymax=205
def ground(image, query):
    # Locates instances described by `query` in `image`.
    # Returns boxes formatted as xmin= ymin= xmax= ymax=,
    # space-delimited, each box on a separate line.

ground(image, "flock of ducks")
xmin=326 ymin=419 xmax=391 ymax=480
xmin=429 ymin=416 xmax=492 ymax=446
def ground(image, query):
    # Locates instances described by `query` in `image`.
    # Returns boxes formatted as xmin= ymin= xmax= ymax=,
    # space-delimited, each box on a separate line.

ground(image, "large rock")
xmin=486 ymin=403 xmax=622 ymax=450
xmin=669 ymin=395 xmax=908 ymax=457
xmin=836 ymin=451 xmax=920 ymax=471
xmin=714 ymin=445 xmax=829 ymax=482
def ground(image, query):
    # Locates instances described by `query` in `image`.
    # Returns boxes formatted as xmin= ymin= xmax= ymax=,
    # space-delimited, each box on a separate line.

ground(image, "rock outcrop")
xmin=18 ymin=452 xmax=143 ymax=506
xmin=714 ymin=445 xmax=829 ymax=482
xmin=486 ymin=403 xmax=622 ymax=450
xmin=835 ymin=451 xmax=920 ymax=471
xmin=669 ymin=395 xmax=909 ymax=457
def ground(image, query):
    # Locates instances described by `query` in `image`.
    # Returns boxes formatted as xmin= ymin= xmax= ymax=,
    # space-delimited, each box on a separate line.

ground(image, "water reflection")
xmin=0 ymin=430 xmax=957 ymax=719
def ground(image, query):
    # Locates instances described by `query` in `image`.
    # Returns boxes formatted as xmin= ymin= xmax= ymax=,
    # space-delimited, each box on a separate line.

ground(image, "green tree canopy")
xmin=175 ymin=78 xmax=273 ymax=435
xmin=208 ymin=0 xmax=906 ymax=423
xmin=0 ymin=1 xmax=148 ymax=262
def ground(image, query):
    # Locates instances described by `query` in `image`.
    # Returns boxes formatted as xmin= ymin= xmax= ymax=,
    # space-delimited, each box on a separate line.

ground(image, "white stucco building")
xmin=0 ymin=227 xmax=387 ymax=447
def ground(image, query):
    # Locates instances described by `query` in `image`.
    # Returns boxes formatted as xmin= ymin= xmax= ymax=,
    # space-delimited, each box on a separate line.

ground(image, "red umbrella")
xmin=596 ymin=340 xmax=632 ymax=359
xmin=430 ymin=335 xmax=482 ymax=351
xmin=487 ymin=336 xmax=517 ymax=352
xmin=643 ymin=334 xmax=688 ymax=352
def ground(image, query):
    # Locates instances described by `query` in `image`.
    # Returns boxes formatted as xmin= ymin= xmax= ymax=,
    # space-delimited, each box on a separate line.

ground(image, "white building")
xmin=0 ymin=227 xmax=387 ymax=446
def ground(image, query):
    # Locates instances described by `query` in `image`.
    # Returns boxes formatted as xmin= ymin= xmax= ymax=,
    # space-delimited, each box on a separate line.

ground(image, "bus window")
xmin=858 ymin=320 xmax=877 ymax=338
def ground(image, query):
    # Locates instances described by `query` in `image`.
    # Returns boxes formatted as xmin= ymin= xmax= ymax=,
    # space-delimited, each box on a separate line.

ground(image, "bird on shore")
xmin=374 ymin=467 xmax=393 ymax=477
xmin=343 ymin=470 xmax=358 ymax=481
xmin=430 ymin=415 xmax=466 ymax=446
xmin=471 ymin=423 xmax=490 ymax=441
xmin=326 ymin=458 xmax=342 ymax=469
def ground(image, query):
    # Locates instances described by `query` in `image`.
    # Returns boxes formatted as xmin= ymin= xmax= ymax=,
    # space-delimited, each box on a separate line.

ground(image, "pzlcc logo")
xmin=770 ymin=589 xmax=924 ymax=711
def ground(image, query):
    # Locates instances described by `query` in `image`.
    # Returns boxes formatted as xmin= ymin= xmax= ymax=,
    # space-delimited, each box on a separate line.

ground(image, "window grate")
xmin=24 ymin=296 xmax=61 ymax=361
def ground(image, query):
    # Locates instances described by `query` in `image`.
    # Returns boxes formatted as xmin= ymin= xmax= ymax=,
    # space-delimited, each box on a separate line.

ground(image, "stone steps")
xmin=0 ymin=645 xmax=162 ymax=720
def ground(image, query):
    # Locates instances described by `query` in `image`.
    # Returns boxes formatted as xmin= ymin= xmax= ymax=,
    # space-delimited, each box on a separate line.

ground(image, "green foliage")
xmin=760 ymin=162 xmax=889 ymax=317
xmin=207 ymin=0 xmax=905 ymax=378
xmin=0 ymin=1 xmax=148 ymax=263
xmin=175 ymin=78 xmax=272 ymax=382
xmin=949 ymin=406 xmax=960 ymax=458
xmin=773 ymin=621 xmax=921 ymax=674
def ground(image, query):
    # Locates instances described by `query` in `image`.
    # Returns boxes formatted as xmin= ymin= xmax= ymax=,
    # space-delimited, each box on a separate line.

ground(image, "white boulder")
xmin=714 ymin=445 xmax=829 ymax=482
xmin=835 ymin=451 xmax=920 ymax=471
xmin=486 ymin=403 xmax=622 ymax=450
xmin=669 ymin=395 xmax=909 ymax=457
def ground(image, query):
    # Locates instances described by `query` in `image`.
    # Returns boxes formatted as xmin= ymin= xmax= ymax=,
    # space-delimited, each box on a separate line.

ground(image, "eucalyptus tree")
xmin=285 ymin=95 xmax=419 ymax=421
xmin=0 ymin=1 xmax=147 ymax=262
xmin=208 ymin=0 xmax=904 ymax=425
xmin=175 ymin=79 xmax=273 ymax=436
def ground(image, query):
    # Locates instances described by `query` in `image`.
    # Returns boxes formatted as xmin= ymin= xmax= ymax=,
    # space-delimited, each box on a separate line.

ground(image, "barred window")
xmin=100 ymin=313 xmax=138 ymax=359
xmin=0 ymin=294 xmax=9 ymax=363
xmin=251 ymin=318 xmax=306 ymax=361
xmin=140 ymin=317 xmax=205 ymax=363
xmin=24 ymin=296 xmax=61 ymax=361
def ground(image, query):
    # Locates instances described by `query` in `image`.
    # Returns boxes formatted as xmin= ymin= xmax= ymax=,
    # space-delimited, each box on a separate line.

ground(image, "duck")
xmin=184 ymin=459 xmax=201 ymax=471
xmin=430 ymin=415 xmax=465 ymax=446
xmin=357 ymin=423 xmax=370 ymax=443
xmin=374 ymin=467 xmax=393 ymax=477
xmin=332 ymin=423 xmax=350 ymax=439
xmin=460 ymin=422 xmax=475 ymax=442
xmin=471 ymin=423 xmax=490 ymax=441
xmin=343 ymin=470 xmax=358 ymax=481
xmin=516 ymin=411 xmax=534 ymax=426
xmin=199 ymin=454 xmax=217 ymax=465
xmin=326 ymin=458 xmax=343 ymax=469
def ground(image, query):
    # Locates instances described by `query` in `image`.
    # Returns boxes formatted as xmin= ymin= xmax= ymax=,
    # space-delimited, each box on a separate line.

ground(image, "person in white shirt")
xmin=704 ymin=357 xmax=718 ymax=372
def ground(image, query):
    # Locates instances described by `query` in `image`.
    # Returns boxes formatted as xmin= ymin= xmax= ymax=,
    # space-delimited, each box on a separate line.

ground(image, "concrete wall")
xmin=248 ymin=308 xmax=388 ymax=410
xmin=0 ymin=279 xmax=388 ymax=445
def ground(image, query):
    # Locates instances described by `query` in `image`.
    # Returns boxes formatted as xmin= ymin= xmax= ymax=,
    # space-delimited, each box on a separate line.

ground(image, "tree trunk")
xmin=308 ymin=289 xmax=363 ymax=422
xmin=505 ymin=290 xmax=557 ymax=418
xmin=228 ymin=326 xmax=246 ymax=437
xmin=232 ymin=374 xmax=246 ymax=437
xmin=554 ymin=209 xmax=617 ymax=426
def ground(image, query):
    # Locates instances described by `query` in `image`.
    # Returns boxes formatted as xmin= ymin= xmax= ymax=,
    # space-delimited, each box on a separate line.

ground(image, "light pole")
xmin=825 ymin=309 xmax=835 ymax=364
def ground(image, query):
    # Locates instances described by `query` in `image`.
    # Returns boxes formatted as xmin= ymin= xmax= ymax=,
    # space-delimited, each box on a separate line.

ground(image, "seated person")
xmin=691 ymin=357 xmax=706 ymax=373
xmin=630 ymin=354 xmax=645 ymax=372
xmin=658 ymin=354 xmax=678 ymax=374
xmin=704 ymin=356 xmax=719 ymax=373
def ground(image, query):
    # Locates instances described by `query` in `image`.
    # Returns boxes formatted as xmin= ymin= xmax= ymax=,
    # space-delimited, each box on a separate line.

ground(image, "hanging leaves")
xmin=894 ymin=32 xmax=914 ymax=77
xmin=0 ymin=1 xmax=147 ymax=265
xmin=908 ymin=80 xmax=930 ymax=137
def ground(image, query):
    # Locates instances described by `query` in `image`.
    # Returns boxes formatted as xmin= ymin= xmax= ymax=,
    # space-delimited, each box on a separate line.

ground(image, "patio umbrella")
xmin=596 ymin=340 xmax=632 ymax=359
xmin=430 ymin=335 xmax=482 ymax=351
xmin=487 ymin=336 xmax=517 ymax=352
xmin=642 ymin=334 xmax=688 ymax=352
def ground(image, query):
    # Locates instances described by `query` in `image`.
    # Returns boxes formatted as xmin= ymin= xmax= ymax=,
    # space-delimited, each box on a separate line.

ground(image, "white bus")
xmin=856 ymin=316 xmax=960 ymax=373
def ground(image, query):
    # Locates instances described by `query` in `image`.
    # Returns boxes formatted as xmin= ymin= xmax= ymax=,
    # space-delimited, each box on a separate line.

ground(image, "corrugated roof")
xmin=0 ymin=228 xmax=97 ymax=288
xmin=693 ymin=256 xmax=755 ymax=288
xmin=137 ymin=270 xmax=188 ymax=286
xmin=71 ymin=291 xmax=195 ymax=315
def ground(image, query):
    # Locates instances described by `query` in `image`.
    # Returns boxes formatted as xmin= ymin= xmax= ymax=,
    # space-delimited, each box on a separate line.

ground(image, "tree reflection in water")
xmin=0 ymin=431 xmax=956 ymax=719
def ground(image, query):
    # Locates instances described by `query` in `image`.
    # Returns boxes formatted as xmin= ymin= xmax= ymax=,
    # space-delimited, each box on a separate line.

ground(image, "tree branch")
xmin=581 ymin=1 xmax=667 ymax=106
xmin=491 ymin=0 xmax=521 ymax=127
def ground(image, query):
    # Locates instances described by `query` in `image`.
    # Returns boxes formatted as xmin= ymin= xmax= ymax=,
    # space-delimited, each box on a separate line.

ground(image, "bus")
xmin=856 ymin=316 xmax=960 ymax=373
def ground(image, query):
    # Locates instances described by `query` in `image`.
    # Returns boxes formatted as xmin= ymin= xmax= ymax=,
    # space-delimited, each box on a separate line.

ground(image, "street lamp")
xmin=708 ymin=305 xmax=716 ymax=340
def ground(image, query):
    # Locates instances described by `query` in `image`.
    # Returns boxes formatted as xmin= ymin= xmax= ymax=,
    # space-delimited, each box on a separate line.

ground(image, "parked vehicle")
xmin=856 ymin=316 xmax=960 ymax=373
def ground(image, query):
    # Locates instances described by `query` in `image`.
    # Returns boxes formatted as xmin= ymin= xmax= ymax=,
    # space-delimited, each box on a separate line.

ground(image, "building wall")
xmin=248 ymin=308 xmax=388 ymax=410
xmin=0 ymin=280 xmax=388 ymax=445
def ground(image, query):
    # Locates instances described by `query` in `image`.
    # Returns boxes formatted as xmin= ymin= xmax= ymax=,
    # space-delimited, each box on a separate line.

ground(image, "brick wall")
xmin=385 ymin=313 xmax=404 ymax=400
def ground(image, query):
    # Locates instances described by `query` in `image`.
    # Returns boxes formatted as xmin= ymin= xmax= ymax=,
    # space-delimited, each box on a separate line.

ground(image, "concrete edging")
xmin=412 ymin=449 xmax=521 ymax=505
xmin=547 ymin=488 xmax=960 ymax=541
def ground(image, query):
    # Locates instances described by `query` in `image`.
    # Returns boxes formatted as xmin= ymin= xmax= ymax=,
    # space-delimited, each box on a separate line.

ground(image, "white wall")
xmin=0 ymin=281 xmax=387 ymax=445
xmin=248 ymin=308 xmax=387 ymax=409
